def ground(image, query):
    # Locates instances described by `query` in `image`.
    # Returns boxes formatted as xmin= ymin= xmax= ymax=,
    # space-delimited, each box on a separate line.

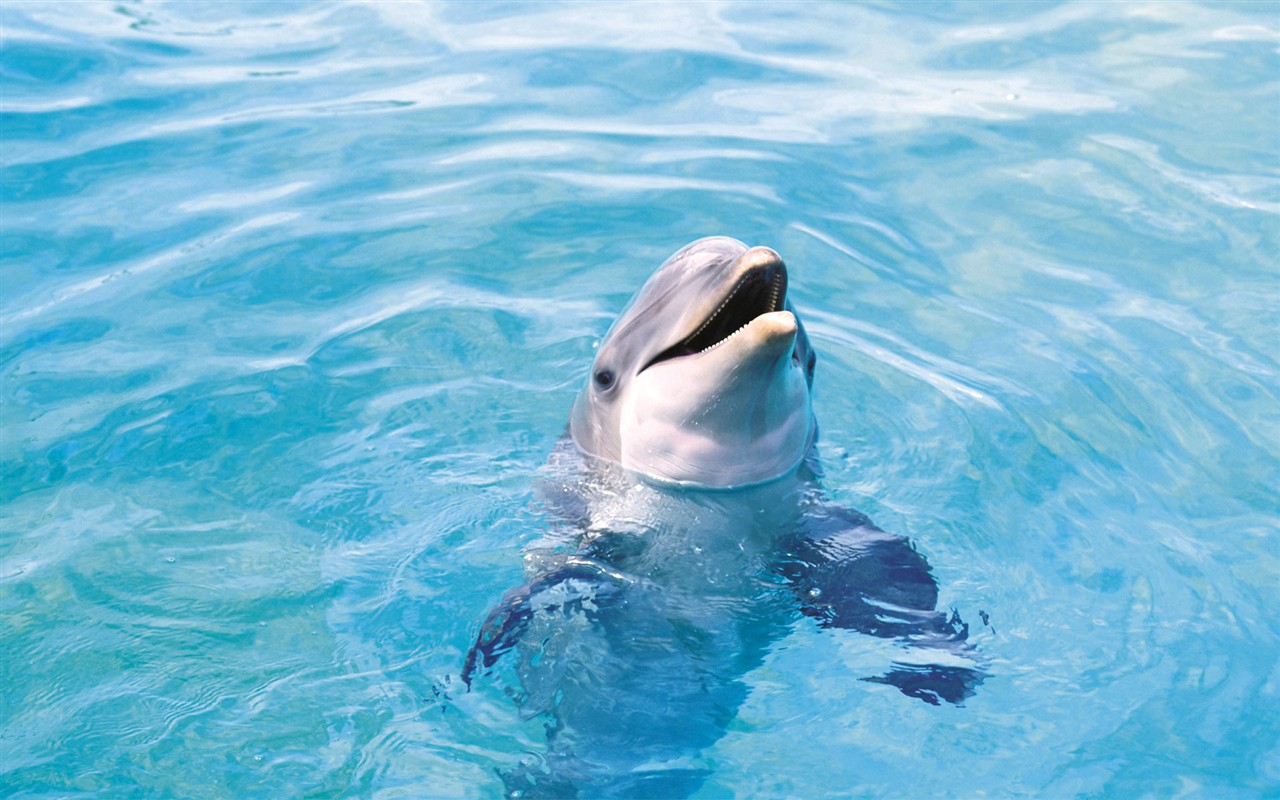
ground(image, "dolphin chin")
xmin=569 ymin=237 xmax=817 ymax=488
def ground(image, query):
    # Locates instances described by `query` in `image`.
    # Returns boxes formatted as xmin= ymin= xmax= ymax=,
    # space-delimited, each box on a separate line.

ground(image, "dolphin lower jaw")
xmin=617 ymin=314 xmax=815 ymax=488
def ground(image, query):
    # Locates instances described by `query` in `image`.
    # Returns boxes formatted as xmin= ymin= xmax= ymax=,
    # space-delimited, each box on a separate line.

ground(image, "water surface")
xmin=2 ymin=1 xmax=1278 ymax=797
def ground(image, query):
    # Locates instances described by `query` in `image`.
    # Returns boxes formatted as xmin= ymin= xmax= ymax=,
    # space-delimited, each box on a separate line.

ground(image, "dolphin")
xmin=464 ymin=237 xmax=984 ymax=798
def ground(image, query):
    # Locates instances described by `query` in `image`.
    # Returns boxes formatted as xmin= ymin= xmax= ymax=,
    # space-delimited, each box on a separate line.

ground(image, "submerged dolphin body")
xmin=465 ymin=237 xmax=984 ymax=797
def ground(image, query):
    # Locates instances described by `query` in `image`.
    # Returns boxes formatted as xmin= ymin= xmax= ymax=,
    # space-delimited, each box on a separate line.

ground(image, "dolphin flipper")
xmin=462 ymin=556 xmax=632 ymax=688
xmin=778 ymin=505 xmax=986 ymax=705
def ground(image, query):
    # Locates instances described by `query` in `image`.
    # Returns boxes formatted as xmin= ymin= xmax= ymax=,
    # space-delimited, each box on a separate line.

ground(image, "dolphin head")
xmin=569 ymin=237 xmax=817 ymax=488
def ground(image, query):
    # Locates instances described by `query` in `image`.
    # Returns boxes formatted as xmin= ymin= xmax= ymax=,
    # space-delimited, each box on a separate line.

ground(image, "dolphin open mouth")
xmin=641 ymin=258 xmax=787 ymax=372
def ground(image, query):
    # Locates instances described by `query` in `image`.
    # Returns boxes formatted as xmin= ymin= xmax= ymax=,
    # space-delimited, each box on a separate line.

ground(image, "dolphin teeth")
xmin=698 ymin=322 xmax=751 ymax=354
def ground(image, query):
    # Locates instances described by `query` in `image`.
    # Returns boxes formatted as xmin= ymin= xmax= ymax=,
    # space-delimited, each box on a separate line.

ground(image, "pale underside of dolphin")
xmin=464 ymin=237 xmax=985 ymax=798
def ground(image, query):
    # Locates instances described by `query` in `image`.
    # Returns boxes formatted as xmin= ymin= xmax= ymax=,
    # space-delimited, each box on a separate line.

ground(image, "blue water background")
xmin=3 ymin=1 xmax=1278 ymax=797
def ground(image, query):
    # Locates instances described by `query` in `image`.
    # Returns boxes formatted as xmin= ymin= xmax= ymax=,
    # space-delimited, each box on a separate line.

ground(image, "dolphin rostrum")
xmin=464 ymin=237 xmax=984 ymax=798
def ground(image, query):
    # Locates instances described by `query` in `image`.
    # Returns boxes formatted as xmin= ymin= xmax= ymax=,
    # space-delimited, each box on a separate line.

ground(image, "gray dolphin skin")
xmin=465 ymin=238 xmax=984 ymax=798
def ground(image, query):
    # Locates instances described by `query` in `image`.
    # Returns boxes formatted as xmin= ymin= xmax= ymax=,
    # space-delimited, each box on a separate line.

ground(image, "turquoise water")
xmin=3 ymin=1 xmax=1278 ymax=797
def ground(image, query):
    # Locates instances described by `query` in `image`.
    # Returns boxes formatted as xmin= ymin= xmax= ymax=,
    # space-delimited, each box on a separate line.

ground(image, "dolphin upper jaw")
xmin=637 ymin=245 xmax=788 ymax=372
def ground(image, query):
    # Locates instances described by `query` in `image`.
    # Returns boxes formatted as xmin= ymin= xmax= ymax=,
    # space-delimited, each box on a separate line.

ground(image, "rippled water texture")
xmin=3 ymin=1 xmax=1278 ymax=797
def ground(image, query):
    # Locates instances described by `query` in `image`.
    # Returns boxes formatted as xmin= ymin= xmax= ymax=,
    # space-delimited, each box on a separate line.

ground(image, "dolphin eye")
xmin=594 ymin=369 xmax=616 ymax=390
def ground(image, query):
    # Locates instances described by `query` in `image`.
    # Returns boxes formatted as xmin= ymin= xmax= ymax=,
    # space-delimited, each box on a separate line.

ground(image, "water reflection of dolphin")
xmin=464 ymin=237 xmax=984 ymax=798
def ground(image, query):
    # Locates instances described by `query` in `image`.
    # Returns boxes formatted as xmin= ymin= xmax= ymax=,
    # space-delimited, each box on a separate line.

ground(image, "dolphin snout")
xmin=736 ymin=246 xmax=786 ymax=281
